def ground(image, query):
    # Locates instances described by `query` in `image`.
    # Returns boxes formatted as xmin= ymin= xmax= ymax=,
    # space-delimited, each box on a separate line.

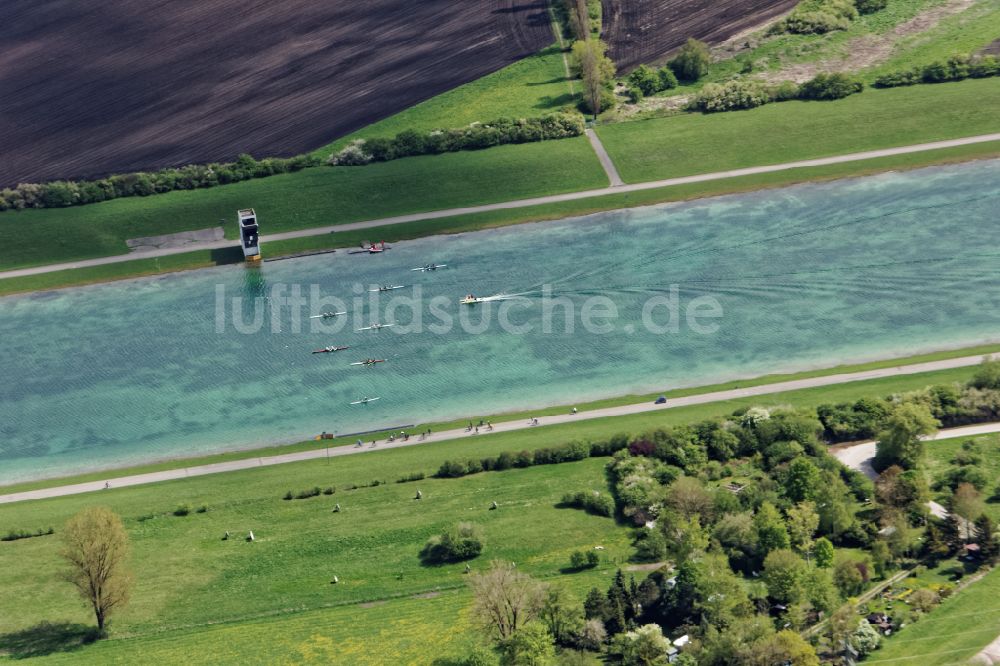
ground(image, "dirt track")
xmin=0 ymin=0 xmax=551 ymax=185
xmin=602 ymin=0 xmax=797 ymax=72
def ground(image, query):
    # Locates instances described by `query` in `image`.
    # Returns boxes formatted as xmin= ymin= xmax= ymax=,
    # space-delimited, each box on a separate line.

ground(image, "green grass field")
xmin=311 ymin=45 xmax=577 ymax=158
xmin=862 ymin=565 xmax=1000 ymax=665
xmin=0 ymin=138 xmax=606 ymax=272
xmin=596 ymin=77 xmax=1000 ymax=182
xmin=0 ymin=457 xmax=631 ymax=664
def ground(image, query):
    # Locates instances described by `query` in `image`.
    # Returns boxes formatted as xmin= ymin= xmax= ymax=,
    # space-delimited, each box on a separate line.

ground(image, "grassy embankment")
xmin=2 ymin=78 xmax=1000 ymax=296
xmin=862 ymin=558 xmax=1000 ymax=665
xmin=0 ymin=363 xmax=994 ymax=664
xmin=595 ymin=76 xmax=1000 ymax=182
xmin=3 ymin=344 xmax=998 ymax=496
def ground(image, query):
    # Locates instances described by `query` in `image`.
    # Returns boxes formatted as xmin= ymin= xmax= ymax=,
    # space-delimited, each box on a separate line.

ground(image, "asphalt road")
xmin=3 ymin=132 xmax=999 ymax=281
xmin=0 ymin=353 xmax=990 ymax=504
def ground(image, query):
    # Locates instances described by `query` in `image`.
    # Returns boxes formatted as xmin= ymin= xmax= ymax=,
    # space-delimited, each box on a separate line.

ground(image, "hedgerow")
xmin=0 ymin=153 xmax=317 ymax=212
xmin=874 ymin=54 xmax=1000 ymax=88
xmin=329 ymin=114 xmax=586 ymax=166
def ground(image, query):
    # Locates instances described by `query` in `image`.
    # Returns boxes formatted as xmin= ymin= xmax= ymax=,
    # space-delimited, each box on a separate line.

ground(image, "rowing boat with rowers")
xmin=368 ymin=285 xmax=405 ymax=292
xmin=350 ymin=358 xmax=387 ymax=366
xmin=357 ymin=323 xmax=394 ymax=331
xmin=312 ymin=345 xmax=349 ymax=354
xmin=411 ymin=264 xmax=447 ymax=272
xmin=350 ymin=396 xmax=381 ymax=405
xmin=309 ymin=311 xmax=347 ymax=319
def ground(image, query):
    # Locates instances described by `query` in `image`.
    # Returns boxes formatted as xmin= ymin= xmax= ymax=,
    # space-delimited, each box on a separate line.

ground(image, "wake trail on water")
xmin=532 ymin=192 xmax=1000 ymax=294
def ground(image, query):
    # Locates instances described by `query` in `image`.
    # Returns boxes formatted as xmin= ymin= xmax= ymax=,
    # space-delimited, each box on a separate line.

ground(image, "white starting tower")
xmin=237 ymin=208 xmax=261 ymax=261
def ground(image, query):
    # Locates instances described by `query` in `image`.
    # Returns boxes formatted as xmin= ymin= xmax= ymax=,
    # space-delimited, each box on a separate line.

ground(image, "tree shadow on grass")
xmin=0 ymin=622 xmax=99 ymax=659
xmin=534 ymin=93 xmax=579 ymax=110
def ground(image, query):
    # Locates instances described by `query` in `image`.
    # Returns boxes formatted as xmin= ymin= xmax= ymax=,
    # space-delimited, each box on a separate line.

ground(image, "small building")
xmin=867 ymin=613 xmax=893 ymax=635
xmin=238 ymin=208 xmax=261 ymax=260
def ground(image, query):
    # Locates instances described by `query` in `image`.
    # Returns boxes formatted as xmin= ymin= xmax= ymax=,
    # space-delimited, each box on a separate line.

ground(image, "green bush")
xmin=873 ymin=68 xmax=922 ymax=88
xmin=626 ymin=85 xmax=644 ymax=104
xmin=628 ymin=65 xmax=660 ymax=96
xmin=560 ymin=490 xmax=615 ymax=517
xmin=769 ymin=80 xmax=801 ymax=102
xmin=396 ymin=472 xmax=425 ymax=484
xmin=669 ymin=38 xmax=711 ymax=82
xmin=1 ymin=527 xmax=54 ymax=542
xmin=854 ymin=0 xmax=887 ymax=14
xmin=330 ymin=114 xmax=586 ymax=166
xmin=691 ymin=79 xmax=770 ymax=112
xmin=196 ymin=505 xmax=208 ymax=514
xmin=783 ymin=11 xmax=851 ymax=34
xmin=798 ymin=72 xmax=863 ymax=100
xmin=322 ymin=486 xmax=336 ymax=495
xmin=173 ymin=504 xmax=192 ymax=517
xmin=657 ymin=66 xmax=678 ymax=90
xmin=283 ymin=491 xmax=293 ymax=501
xmin=568 ymin=550 xmax=599 ymax=570
xmin=420 ymin=523 xmax=484 ymax=564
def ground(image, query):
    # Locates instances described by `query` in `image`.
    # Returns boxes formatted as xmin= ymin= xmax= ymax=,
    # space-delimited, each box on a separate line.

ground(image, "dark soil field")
xmin=0 ymin=0 xmax=551 ymax=185
xmin=602 ymin=0 xmax=798 ymax=72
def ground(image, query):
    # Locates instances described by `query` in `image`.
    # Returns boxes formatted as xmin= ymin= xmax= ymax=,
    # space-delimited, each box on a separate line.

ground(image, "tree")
xmin=971 ymin=356 xmax=1000 ymax=389
xmin=873 ymin=403 xmax=938 ymax=471
xmin=663 ymin=515 xmax=709 ymax=561
xmin=851 ymin=619 xmax=882 ymax=656
xmin=870 ymin=539 xmax=892 ymax=577
xmin=502 ymin=621 xmax=555 ymax=666
xmin=786 ymin=502 xmax=820 ymax=554
xmin=762 ymin=549 xmax=807 ymax=604
xmin=827 ymin=604 xmax=860 ymax=655
xmin=833 ymin=559 xmax=865 ymax=597
xmin=612 ymin=624 xmax=673 ymax=666
xmin=876 ymin=465 xmax=928 ymax=517
xmin=786 ymin=459 xmax=821 ymax=502
xmin=666 ymin=476 xmax=714 ymax=521
xmin=583 ymin=587 xmax=609 ymax=620
xmin=669 ymin=38 xmax=711 ymax=82
xmin=813 ymin=538 xmax=835 ymax=569
xmin=60 ymin=507 xmax=133 ymax=634
xmin=539 ymin=587 xmax=581 ymax=646
xmin=470 ymin=561 xmax=546 ymax=641
xmin=976 ymin=515 xmax=1000 ymax=562
xmin=422 ymin=523 xmax=484 ymax=563
xmin=951 ymin=482 xmax=985 ymax=541
xmin=758 ymin=630 xmax=820 ymax=666
xmin=754 ymin=502 xmax=790 ymax=555
xmin=571 ymin=40 xmax=616 ymax=117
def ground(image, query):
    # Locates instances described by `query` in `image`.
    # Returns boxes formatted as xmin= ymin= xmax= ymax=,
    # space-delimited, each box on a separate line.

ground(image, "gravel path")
xmin=0 ymin=353 xmax=990 ymax=504
xmin=3 ymin=132 xmax=1000 ymax=281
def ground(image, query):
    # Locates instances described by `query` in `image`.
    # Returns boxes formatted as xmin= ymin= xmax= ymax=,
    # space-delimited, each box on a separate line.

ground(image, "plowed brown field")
xmin=602 ymin=0 xmax=797 ymax=72
xmin=0 ymin=0 xmax=551 ymax=185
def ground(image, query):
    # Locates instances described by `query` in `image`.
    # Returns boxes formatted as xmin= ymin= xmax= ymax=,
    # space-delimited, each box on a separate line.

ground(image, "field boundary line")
xmin=3 ymin=132 xmax=1000 ymax=282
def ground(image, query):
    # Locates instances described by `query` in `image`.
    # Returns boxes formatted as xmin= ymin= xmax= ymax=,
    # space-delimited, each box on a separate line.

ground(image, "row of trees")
xmin=0 ymin=153 xmax=316 ymax=211
xmin=328 ymin=115 xmax=586 ymax=166
xmin=874 ymin=53 xmax=1000 ymax=88
xmin=689 ymin=71 xmax=863 ymax=112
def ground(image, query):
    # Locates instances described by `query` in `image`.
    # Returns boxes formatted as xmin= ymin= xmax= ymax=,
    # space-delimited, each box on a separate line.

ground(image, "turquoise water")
xmin=2 ymin=160 xmax=1000 ymax=483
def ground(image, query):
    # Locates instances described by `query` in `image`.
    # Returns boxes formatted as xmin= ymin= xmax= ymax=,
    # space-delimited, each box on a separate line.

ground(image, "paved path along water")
xmin=0 ymin=353 xmax=990 ymax=504
xmin=3 ymin=132 xmax=999 ymax=281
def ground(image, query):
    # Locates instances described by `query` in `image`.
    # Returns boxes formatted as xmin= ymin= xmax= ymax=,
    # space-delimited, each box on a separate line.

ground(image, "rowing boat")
xmin=350 ymin=359 xmax=387 ymax=366
xmin=309 ymin=311 xmax=347 ymax=319
xmin=312 ymin=345 xmax=349 ymax=354
xmin=368 ymin=285 xmax=405 ymax=292
xmin=411 ymin=264 xmax=447 ymax=272
xmin=350 ymin=397 xmax=381 ymax=405
xmin=357 ymin=323 xmax=394 ymax=331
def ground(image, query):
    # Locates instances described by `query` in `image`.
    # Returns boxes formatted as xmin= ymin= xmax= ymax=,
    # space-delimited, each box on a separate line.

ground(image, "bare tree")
xmin=469 ymin=560 xmax=546 ymax=641
xmin=60 ymin=507 xmax=133 ymax=634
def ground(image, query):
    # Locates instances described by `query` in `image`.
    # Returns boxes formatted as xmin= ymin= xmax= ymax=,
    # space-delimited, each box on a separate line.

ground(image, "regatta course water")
xmin=3 ymin=159 xmax=1000 ymax=483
